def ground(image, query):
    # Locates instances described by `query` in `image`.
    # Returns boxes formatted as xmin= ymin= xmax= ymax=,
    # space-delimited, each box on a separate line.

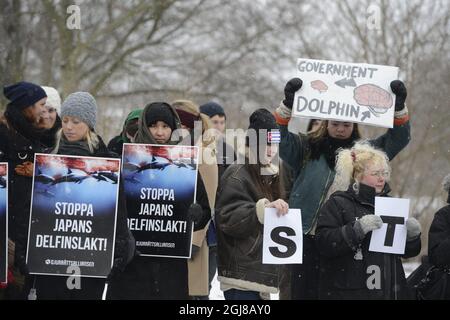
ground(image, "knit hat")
xmin=144 ymin=102 xmax=177 ymax=131
xmin=443 ymin=174 xmax=450 ymax=204
xmin=41 ymin=86 xmax=62 ymax=114
xmin=3 ymin=81 xmax=47 ymax=110
xmin=61 ymin=92 xmax=97 ymax=129
xmin=248 ymin=108 xmax=279 ymax=145
xmin=199 ymin=101 xmax=225 ymax=118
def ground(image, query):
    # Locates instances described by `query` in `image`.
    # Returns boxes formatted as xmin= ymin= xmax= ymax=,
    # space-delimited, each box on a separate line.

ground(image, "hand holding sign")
xmin=283 ymin=78 xmax=303 ymax=109
xmin=406 ymin=218 xmax=421 ymax=240
xmin=390 ymin=80 xmax=407 ymax=111
xmin=266 ymin=199 xmax=289 ymax=216
xmin=187 ymin=203 xmax=203 ymax=229
xmin=354 ymin=214 xmax=383 ymax=240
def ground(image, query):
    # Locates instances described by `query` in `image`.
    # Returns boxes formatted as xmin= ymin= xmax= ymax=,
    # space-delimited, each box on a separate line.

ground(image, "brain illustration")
xmin=353 ymin=84 xmax=393 ymax=114
xmin=311 ymin=80 xmax=328 ymax=93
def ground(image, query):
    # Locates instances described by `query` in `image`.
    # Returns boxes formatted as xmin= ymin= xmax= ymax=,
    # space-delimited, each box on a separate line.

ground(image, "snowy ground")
xmin=209 ymin=261 xmax=421 ymax=300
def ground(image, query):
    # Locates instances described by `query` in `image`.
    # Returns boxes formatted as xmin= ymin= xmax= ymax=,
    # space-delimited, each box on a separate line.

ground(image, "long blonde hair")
xmin=53 ymin=128 xmax=100 ymax=154
xmin=172 ymin=99 xmax=215 ymax=148
xmin=333 ymin=141 xmax=391 ymax=192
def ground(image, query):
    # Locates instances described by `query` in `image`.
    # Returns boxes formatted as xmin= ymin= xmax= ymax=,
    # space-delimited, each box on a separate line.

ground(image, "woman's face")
xmin=38 ymin=106 xmax=57 ymax=129
xmin=23 ymin=98 xmax=47 ymax=126
xmin=263 ymin=144 xmax=279 ymax=164
xmin=62 ymin=116 xmax=89 ymax=142
xmin=327 ymin=121 xmax=354 ymax=139
xmin=149 ymin=121 xmax=172 ymax=144
xmin=310 ymin=120 xmax=322 ymax=132
xmin=360 ymin=162 xmax=389 ymax=193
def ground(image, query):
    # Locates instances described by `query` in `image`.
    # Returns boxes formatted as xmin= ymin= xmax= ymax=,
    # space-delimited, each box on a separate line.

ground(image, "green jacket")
xmin=279 ymin=121 xmax=411 ymax=233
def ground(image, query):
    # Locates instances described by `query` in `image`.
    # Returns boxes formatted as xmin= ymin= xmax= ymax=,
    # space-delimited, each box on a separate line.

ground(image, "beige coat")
xmin=188 ymin=143 xmax=218 ymax=296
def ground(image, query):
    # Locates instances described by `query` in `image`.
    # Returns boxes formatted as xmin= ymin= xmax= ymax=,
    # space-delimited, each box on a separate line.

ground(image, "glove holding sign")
xmin=283 ymin=78 xmax=303 ymax=110
xmin=353 ymin=214 xmax=383 ymax=241
xmin=187 ymin=203 xmax=204 ymax=230
xmin=390 ymin=80 xmax=407 ymax=112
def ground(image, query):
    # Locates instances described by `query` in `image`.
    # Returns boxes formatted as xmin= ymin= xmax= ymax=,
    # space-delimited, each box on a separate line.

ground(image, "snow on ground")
xmin=209 ymin=261 xmax=422 ymax=300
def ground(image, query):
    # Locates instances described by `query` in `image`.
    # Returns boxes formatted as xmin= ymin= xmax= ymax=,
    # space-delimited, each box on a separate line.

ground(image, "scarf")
xmin=57 ymin=136 xmax=93 ymax=156
xmin=311 ymin=135 xmax=355 ymax=169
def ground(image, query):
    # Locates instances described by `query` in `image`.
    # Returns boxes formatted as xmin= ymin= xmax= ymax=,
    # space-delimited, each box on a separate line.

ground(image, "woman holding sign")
xmin=216 ymin=109 xmax=289 ymax=300
xmin=315 ymin=142 xmax=421 ymax=299
xmin=23 ymin=92 xmax=134 ymax=300
xmin=107 ymin=102 xmax=211 ymax=300
xmin=274 ymin=77 xmax=411 ymax=299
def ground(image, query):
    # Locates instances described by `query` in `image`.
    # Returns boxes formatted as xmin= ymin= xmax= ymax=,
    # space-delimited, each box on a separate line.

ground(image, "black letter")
xmin=269 ymin=227 xmax=297 ymax=258
xmin=380 ymin=216 xmax=405 ymax=246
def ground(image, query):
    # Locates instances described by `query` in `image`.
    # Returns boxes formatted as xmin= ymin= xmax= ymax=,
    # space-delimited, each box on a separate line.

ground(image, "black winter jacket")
xmin=429 ymin=204 xmax=450 ymax=268
xmin=0 ymin=117 xmax=50 ymax=270
xmin=316 ymin=183 xmax=421 ymax=300
xmin=216 ymin=164 xmax=280 ymax=293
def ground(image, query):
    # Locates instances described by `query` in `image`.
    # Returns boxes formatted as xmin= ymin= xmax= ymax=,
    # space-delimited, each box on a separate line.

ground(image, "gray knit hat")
xmin=61 ymin=92 xmax=97 ymax=129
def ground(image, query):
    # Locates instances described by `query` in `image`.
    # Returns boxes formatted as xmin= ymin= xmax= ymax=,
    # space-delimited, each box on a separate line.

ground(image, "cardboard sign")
xmin=122 ymin=143 xmax=199 ymax=258
xmin=27 ymin=154 xmax=120 ymax=278
xmin=0 ymin=163 xmax=8 ymax=283
xmin=292 ymin=58 xmax=399 ymax=128
xmin=369 ymin=197 xmax=409 ymax=254
xmin=263 ymin=208 xmax=303 ymax=264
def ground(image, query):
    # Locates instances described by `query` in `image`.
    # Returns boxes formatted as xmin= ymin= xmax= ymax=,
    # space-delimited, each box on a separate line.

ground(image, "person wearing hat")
xmin=215 ymin=108 xmax=289 ymax=300
xmin=20 ymin=92 xmax=134 ymax=300
xmin=107 ymin=109 xmax=143 ymax=156
xmin=427 ymin=174 xmax=450 ymax=299
xmin=38 ymin=86 xmax=62 ymax=148
xmin=106 ymin=102 xmax=211 ymax=300
xmin=0 ymin=81 xmax=49 ymax=298
xmin=274 ymin=78 xmax=411 ymax=299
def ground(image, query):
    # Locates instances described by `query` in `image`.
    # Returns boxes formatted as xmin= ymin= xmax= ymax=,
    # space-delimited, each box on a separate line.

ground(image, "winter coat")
xmin=216 ymin=164 xmax=281 ymax=294
xmin=22 ymin=135 xmax=134 ymax=300
xmin=279 ymin=122 xmax=410 ymax=234
xmin=107 ymin=102 xmax=211 ymax=299
xmin=188 ymin=141 xmax=218 ymax=296
xmin=429 ymin=204 xmax=450 ymax=268
xmin=316 ymin=183 xmax=421 ymax=300
xmin=0 ymin=113 xmax=50 ymax=272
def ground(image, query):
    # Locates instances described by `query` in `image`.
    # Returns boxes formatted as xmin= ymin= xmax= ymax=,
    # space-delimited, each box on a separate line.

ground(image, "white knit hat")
xmin=42 ymin=86 xmax=62 ymax=114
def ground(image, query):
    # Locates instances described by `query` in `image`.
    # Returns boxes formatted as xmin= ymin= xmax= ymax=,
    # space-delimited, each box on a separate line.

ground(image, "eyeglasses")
xmin=367 ymin=170 xmax=390 ymax=178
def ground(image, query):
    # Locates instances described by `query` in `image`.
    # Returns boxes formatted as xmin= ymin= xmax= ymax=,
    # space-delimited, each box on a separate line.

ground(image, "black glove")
xmin=390 ymin=80 xmax=407 ymax=111
xmin=187 ymin=203 xmax=203 ymax=229
xmin=15 ymin=254 xmax=29 ymax=276
xmin=283 ymin=78 xmax=303 ymax=109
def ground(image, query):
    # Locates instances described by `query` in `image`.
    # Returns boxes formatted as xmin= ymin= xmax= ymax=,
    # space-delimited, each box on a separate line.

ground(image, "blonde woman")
xmin=315 ymin=142 xmax=421 ymax=300
xmin=23 ymin=92 xmax=133 ymax=299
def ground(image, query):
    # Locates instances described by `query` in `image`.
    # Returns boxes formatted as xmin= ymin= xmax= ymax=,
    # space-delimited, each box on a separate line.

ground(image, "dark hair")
xmin=245 ymin=163 xmax=284 ymax=202
xmin=307 ymin=119 xmax=321 ymax=132
xmin=309 ymin=120 xmax=361 ymax=143
xmin=125 ymin=119 xmax=139 ymax=137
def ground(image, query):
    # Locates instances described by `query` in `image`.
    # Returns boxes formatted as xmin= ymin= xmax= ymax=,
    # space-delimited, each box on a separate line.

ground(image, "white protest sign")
xmin=369 ymin=197 xmax=409 ymax=254
xmin=263 ymin=208 xmax=302 ymax=264
xmin=292 ymin=58 xmax=399 ymax=128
